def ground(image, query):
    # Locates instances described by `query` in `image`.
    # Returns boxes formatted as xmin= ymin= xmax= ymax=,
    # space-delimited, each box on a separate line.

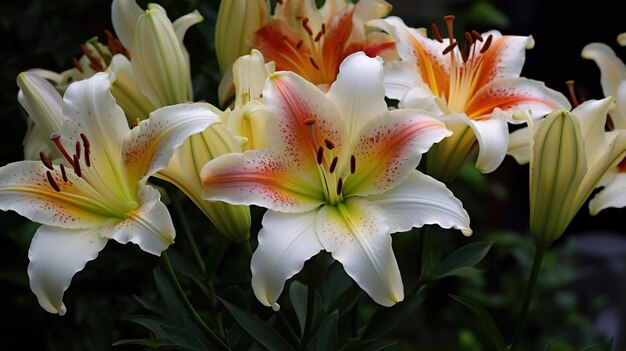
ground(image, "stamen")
xmin=84 ymin=149 xmax=91 ymax=167
xmin=461 ymin=41 xmax=468 ymax=63
xmin=471 ymin=30 xmax=483 ymax=42
xmin=329 ymin=157 xmax=338 ymax=173
xmin=350 ymin=155 xmax=356 ymax=174
xmin=315 ymin=30 xmax=323 ymax=42
xmin=324 ymin=139 xmax=335 ymax=150
xmin=50 ymin=132 xmax=75 ymax=167
xmin=75 ymin=140 xmax=81 ymax=160
xmin=296 ymin=40 xmax=304 ymax=49
xmin=309 ymin=57 xmax=320 ymax=70
xmin=443 ymin=15 xmax=455 ymax=42
xmin=316 ymin=146 xmax=324 ymax=164
xmin=71 ymin=57 xmax=85 ymax=74
xmin=321 ymin=23 xmax=326 ymax=35
xmin=431 ymin=23 xmax=444 ymax=43
xmin=80 ymin=133 xmax=90 ymax=149
xmin=442 ymin=41 xmax=458 ymax=55
xmin=39 ymin=152 xmax=54 ymax=170
xmin=336 ymin=178 xmax=343 ymax=195
xmin=80 ymin=44 xmax=104 ymax=71
xmin=302 ymin=18 xmax=313 ymax=37
xmin=60 ymin=163 xmax=68 ymax=182
xmin=304 ymin=117 xmax=316 ymax=125
xmin=565 ymin=80 xmax=580 ymax=107
xmin=480 ymin=34 xmax=493 ymax=54
xmin=46 ymin=171 xmax=61 ymax=192
xmin=465 ymin=32 xmax=474 ymax=45
xmin=130 ymin=118 xmax=141 ymax=129
xmin=73 ymin=154 xmax=82 ymax=177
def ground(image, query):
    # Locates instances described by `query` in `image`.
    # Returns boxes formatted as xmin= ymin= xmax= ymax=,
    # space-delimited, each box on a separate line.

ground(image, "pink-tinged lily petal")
xmin=103 ymin=186 xmax=174 ymax=255
xmin=366 ymin=171 xmax=471 ymax=236
xmin=465 ymin=111 xmax=510 ymax=173
xmin=382 ymin=61 xmax=421 ymax=101
xmin=27 ymin=226 xmax=107 ymax=315
xmin=344 ymin=109 xmax=450 ymax=197
xmin=317 ymin=198 xmax=403 ymax=306
xmin=251 ymin=210 xmax=323 ymax=311
xmin=0 ymin=161 xmax=116 ymax=228
xmin=589 ymin=172 xmax=626 ymax=215
xmin=264 ymin=71 xmax=346 ymax=171
xmin=202 ymin=150 xmax=325 ymax=213
xmin=327 ymin=52 xmax=387 ymax=135
xmin=464 ymin=77 xmax=571 ymax=121
xmin=581 ymin=43 xmax=626 ymax=103
xmin=122 ymin=103 xmax=218 ymax=186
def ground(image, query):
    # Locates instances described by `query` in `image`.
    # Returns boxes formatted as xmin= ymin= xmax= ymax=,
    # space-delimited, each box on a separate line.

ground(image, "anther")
xmin=336 ymin=178 xmax=343 ymax=195
xmin=50 ymin=132 xmax=75 ymax=167
xmin=480 ymin=34 xmax=493 ymax=54
xmin=71 ymin=57 xmax=84 ymax=74
xmin=316 ymin=146 xmax=324 ymax=165
xmin=565 ymin=80 xmax=580 ymax=107
xmin=310 ymin=57 xmax=320 ymax=70
xmin=84 ymin=148 xmax=91 ymax=167
xmin=329 ymin=157 xmax=338 ymax=173
xmin=296 ymin=40 xmax=303 ymax=49
xmin=431 ymin=23 xmax=444 ymax=43
xmin=39 ymin=152 xmax=54 ymax=170
xmin=321 ymin=23 xmax=326 ymax=35
xmin=46 ymin=171 xmax=60 ymax=192
xmin=465 ymin=32 xmax=474 ymax=45
xmin=461 ymin=41 xmax=469 ymax=63
xmin=324 ymin=139 xmax=335 ymax=150
xmin=315 ymin=30 xmax=323 ymax=42
xmin=73 ymin=154 xmax=82 ymax=177
xmin=60 ymin=163 xmax=68 ymax=182
xmin=302 ymin=18 xmax=313 ymax=36
xmin=442 ymin=41 xmax=458 ymax=55
xmin=471 ymin=30 xmax=483 ymax=42
xmin=80 ymin=133 xmax=90 ymax=149
xmin=75 ymin=141 xmax=81 ymax=160
xmin=350 ymin=155 xmax=356 ymax=174
xmin=130 ymin=118 xmax=141 ymax=129
xmin=304 ymin=117 xmax=316 ymax=125
xmin=443 ymin=15 xmax=455 ymax=42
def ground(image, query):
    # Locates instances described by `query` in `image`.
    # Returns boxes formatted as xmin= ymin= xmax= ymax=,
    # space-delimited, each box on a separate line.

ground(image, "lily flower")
xmin=369 ymin=15 xmax=569 ymax=182
xmin=0 ymin=72 xmax=217 ymax=315
xmin=202 ymin=52 xmax=471 ymax=309
xmin=248 ymin=0 xmax=395 ymax=89
xmin=511 ymin=98 xmax=626 ymax=246
xmin=580 ymin=38 xmax=626 ymax=213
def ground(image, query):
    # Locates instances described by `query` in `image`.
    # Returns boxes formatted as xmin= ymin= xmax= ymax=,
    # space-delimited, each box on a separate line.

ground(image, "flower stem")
xmin=161 ymin=251 xmax=231 ymax=351
xmin=509 ymin=244 xmax=546 ymax=351
xmin=170 ymin=191 xmax=206 ymax=275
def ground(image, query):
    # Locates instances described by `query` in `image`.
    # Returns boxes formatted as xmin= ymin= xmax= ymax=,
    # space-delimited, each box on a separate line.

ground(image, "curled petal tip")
xmin=462 ymin=228 xmax=473 ymax=237
xmin=271 ymin=302 xmax=280 ymax=311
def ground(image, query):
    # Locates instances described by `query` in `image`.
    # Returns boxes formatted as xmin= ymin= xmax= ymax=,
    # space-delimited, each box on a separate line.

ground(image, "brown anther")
xmin=39 ymin=152 xmax=54 ymax=170
xmin=296 ymin=40 xmax=304 ymax=49
xmin=480 ymin=34 xmax=493 ymax=54
xmin=80 ymin=133 xmax=90 ymax=149
xmin=465 ymin=32 xmax=474 ymax=45
xmin=350 ymin=155 xmax=356 ymax=174
xmin=89 ymin=61 xmax=105 ymax=72
xmin=71 ymin=57 xmax=85 ymax=74
xmin=80 ymin=44 xmax=103 ymax=70
xmin=565 ymin=80 xmax=580 ymax=107
xmin=324 ymin=139 xmax=335 ymax=150
xmin=329 ymin=157 xmax=338 ymax=173
xmin=471 ymin=30 xmax=483 ymax=42
xmin=431 ymin=23 xmax=444 ymax=43
xmin=461 ymin=41 xmax=469 ymax=63
xmin=443 ymin=15 xmax=455 ymax=42
xmin=60 ymin=163 xmax=68 ymax=182
xmin=321 ymin=23 xmax=326 ymax=35
xmin=302 ymin=17 xmax=313 ymax=36
xmin=50 ymin=132 xmax=75 ymax=167
xmin=75 ymin=140 xmax=81 ymax=160
xmin=442 ymin=41 xmax=458 ymax=55
xmin=84 ymin=149 xmax=91 ymax=167
xmin=315 ymin=30 xmax=323 ymax=42
xmin=46 ymin=171 xmax=61 ymax=192
xmin=316 ymin=146 xmax=324 ymax=165
xmin=304 ymin=117 xmax=316 ymax=125
xmin=73 ymin=154 xmax=82 ymax=177
xmin=310 ymin=57 xmax=320 ymax=70
xmin=336 ymin=178 xmax=343 ymax=195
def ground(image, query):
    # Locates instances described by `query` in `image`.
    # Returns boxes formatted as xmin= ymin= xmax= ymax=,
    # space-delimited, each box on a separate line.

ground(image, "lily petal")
xmin=17 ymin=72 xmax=64 ymax=144
xmin=202 ymin=150 xmax=325 ymax=213
xmin=103 ymin=185 xmax=174 ymax=255
xmin=581 ymin=43 xmax=626 ymax=102
xmin=111 ymin=0 xmax=143 ymax=54
xmin=366 ymin=171 xmax=472 ymax=236
xmin=507 ymin=124 xmax=532 ymax=164
xmin=251 ymin=210 xmax=323 ymax=310
xmin=317 ymin=198 xmax=403 ymax=306
xmin=382 ymin=60 xmax=421 ymax=101
xmin=107 ymin=54 xmax=156 ymax=122
xmin=28 ymin=226 xmax=107 ymax=315
xmin=466 ymin=111 xmax=510 ymax=173
xmin=344 ymin=108 xmax=450 ymax=196
xmin=327 ymin=52 xmax=387 ymax=135
xmin=589 ymin=172 xmax=626 ymax=215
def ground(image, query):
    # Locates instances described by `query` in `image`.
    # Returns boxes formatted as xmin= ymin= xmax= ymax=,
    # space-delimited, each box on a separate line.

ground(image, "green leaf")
xmin=362 ymin=285 xmax=427 ymax=339
xmin=322 ymin=262 xmax=362 ymax=317
xmin=342 ymin=339 xmax=398 ymax=351
xmin=449 ymin=294 xmax=506 ymax=351
xmin=113 ymin=338 xmax=170 ymax=348
xmin=310 ymin=310 xmax=338 ymax=351
xmin=219 ymin=298 xmax=293 ymax=351
xmin=289 ymin=280 xmax=308 ymax=335
xmin=122 ymin=316 xmax=208 ymax=350
xmin=419 ymin=228 xmax=442 ymax=281
xmin=433 ymin=242 xmax=492 ymax=280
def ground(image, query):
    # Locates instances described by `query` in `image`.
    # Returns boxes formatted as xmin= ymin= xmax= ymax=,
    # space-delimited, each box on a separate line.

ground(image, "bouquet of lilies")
xmin=2 ymin=0 xmax=625 ymax=349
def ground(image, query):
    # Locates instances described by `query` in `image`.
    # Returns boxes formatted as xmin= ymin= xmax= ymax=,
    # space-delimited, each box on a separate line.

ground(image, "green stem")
xmin=300 ymin=282 xmax=316 ymax=350
xmin=509 ymin=245 xmax=546 ymax=351
xmin=161 ymin=251 xmax=231 ymax=351
xmin=171 ymin=191 xmax=206 ymax=275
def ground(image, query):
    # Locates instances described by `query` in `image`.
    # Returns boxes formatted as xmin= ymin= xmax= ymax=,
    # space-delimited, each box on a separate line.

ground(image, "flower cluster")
xmin=2 ymin=1 xmax=626 ymax=349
